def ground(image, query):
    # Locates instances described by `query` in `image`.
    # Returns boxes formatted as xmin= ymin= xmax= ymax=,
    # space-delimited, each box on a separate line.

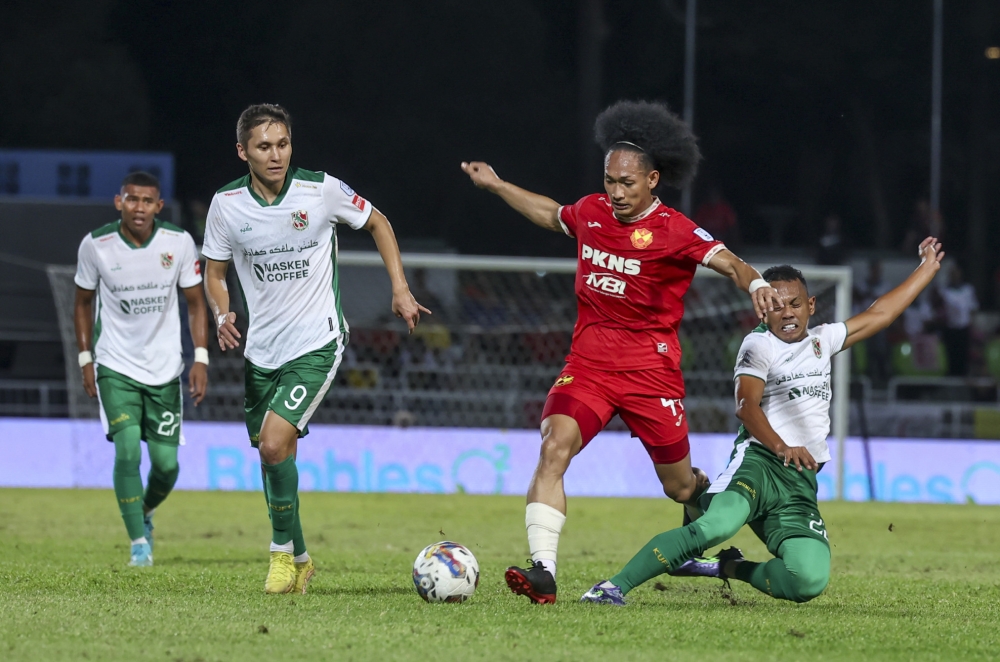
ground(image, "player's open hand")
xmin=392 ymin=288 xmax=432 ymax=333
xmin=751 ymin=285 xmax=784 ymax=321
xmin=917 ymin=236 xmax=945 ymax=273
xmin=216 ymin=311 xmax=241 ymax=351
xmin=778 ymin=444 xmax=818 ymax=472
xmin=461 ymin=162 xmax=503 ymax=193
xmin=189 ymin=362 xmax=208 ymax=406
xmin=81 ymin=362 xmax=97 ymax=398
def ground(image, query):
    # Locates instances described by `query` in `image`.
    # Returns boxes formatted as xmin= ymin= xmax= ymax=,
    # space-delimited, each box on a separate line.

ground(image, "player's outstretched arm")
xmin=181 ymin=284 xmax=209 ymax=405
xmin=73 ymin=286 xmax=98 ymax=398
xmin=363 ymin=210 xmax=432 ymax=333
xmin=460 ymin=162 xmax=563 ymax=232
xmin=204 ymin=259 xmax=241 ymax=351
xmin=707 ymin=248 xmax=784 ymax=320
xmin=842 ymin=237 xmax=944 ymax=351
xmin=735 ymin=375 xmax=818 ymax=471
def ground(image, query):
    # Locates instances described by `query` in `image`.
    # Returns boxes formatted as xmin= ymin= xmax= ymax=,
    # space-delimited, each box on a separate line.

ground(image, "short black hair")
xmin=593 ymin=100 xmax=701 ymax=188
xmin=237 ymin=103 xmax=292 ymax=146
xmin=762 ymin=264 xmax=808 ymax=289
xmin=121 ymin=171 xmax=160 ymax=192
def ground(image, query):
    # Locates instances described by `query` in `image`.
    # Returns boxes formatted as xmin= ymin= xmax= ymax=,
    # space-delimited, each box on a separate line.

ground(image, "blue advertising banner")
xmin=0 ymin=149 xmax=174 ymax=201
xmin=1 ymin=418 xmax=998 ymax=504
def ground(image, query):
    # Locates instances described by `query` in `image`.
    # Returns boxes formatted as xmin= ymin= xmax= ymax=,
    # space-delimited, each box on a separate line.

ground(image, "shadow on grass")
xmin=308 ymin=586 xmax=414 ymax=596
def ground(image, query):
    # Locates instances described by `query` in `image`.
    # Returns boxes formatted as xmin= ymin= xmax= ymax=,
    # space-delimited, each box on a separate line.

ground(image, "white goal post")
xmin=337 ymin=251 xmax=853 ymax=499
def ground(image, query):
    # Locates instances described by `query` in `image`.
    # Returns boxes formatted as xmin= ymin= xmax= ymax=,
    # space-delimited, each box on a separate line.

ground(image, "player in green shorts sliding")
xmin=581 ymin=236 xmax=944 ymax=605
xmin=202 ymin=104 xmax=431 ymax=595
xmin=74 ymin=171 xmax=210 ymax=567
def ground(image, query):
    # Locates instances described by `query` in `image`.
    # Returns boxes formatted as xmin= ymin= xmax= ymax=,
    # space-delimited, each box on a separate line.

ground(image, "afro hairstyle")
xmin=593 ymin=100 xmax=701 ymax=189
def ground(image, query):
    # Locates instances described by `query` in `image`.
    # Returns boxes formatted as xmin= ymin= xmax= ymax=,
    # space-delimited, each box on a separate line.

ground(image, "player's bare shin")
xmin=460 ymin=162 xmax=563 ymax=232
xmin=735 ymin=375 xmax=817 ymax=471
xmin=204 ymin=259 xmax=241 ymax=350
xmin=73 ymin=286 xmax=98 ymax=398
xmin=364 ymin=210 xmax=431 ymax=332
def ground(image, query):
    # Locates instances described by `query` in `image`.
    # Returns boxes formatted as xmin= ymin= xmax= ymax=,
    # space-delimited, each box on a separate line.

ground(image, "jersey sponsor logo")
xmin=194 ymin=260 xmax=201 ymax=276
xmin=657 ymin=343 xmax=668 ymax=353
xmin=223 ymin=190 xmax=243 ymax=197
xmin=587 ymin=221 xmax=602 ymax=228
xmin=240 ymin=222 xmax=253 ymax=234
xmin=553 ymin=375 xmax=574 ymax=387
xmin=99 ymin=235 xmax=115 ymax=242
xmin=736 ymin=480 xmax=757 ymax=500
xmin=351 ymin=194 xmax=366 ymax=212
xmin=340 ymin=180 xmax=355 ymax=196
xmin=584 ymin=272 xmax=626 ymax=296
xmin=294 ymin=182 xmax=318 ymax=189
xmin=693 ymin=227 xmax=714 ymax=242
xmin=788 ymin=382 xmax=831 ymax=402
xmin=109 ymin=412 xmax=131 ymax=426
xmin=630 ymin=228 xmax=653 ymax=249
xmin=111 ymin=263 xmax=122 ymax=271
xmin=812 ymin=337 xmax=822 ymax=358
xmin=291 ymin=210 xmax=309 ymax=231
xmin=119 ymin=295 xmax=168 ymax=315
xmin=581 ymin=244 xmax=641 ymax=275
xmin=252 ymin=259 xmax=311 ymax=283
xmin=160 ymin=252 xmax=174 ymax=269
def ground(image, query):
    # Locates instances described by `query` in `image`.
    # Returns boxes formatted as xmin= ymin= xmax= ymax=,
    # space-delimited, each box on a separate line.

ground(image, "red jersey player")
xmin=461 ymin=101 xmax=783 ymax=604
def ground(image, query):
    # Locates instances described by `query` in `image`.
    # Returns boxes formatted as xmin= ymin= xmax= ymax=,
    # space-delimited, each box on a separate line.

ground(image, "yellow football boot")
xmin=293 ymin=557 xmax=316 ymax=595
xmin=264 ymin=551 xmax=295 ymax=594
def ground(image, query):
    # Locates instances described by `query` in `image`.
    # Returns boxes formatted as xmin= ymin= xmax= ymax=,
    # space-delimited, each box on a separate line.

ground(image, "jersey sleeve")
xmin=201 ymin=196 xmax=232 ymax=261
xmin=818 ymin=322 xmax=849 ymax=355
xmin=733 ymin=333 xmax=774 ymax=382
xmin=323 ymin=174 xmax=373 ymax=230
xmin=177 ymin=232 xmax=203 ymax=289
xmin=556 ymin=198 xmax=583 ymax=238
xmin=73 ymin=237 xmax=99 ymax=290
xmin=666 ymin=214 xmax=726 ymax=266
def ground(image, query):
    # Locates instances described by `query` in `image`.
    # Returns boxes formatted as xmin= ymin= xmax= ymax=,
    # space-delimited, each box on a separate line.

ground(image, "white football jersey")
xmin=74 ymin=220 xmax=203 ymax=385
xmin=732 ymin=322 xmax=848 ymax=463
xmin=202 ymin=168 xmax=372 ymax=369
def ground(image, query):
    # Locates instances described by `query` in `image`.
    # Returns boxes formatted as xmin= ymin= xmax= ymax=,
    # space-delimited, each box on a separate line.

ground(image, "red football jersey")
xmin=558 ymin=193 xmax=725 ymax=372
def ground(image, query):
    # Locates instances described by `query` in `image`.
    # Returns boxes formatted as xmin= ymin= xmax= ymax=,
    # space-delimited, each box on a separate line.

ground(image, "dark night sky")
xmin=2 ymin=1 xmax=998 ymax=276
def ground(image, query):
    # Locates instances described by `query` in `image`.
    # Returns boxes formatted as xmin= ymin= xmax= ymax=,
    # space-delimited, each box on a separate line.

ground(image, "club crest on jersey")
xmin=554 ymin=375 xmax=574 ymax=387
xmin=630 ymin=228 xmax=653 ymax=249
xmin=812 ymin=337 xmax=822 ymax=358
xmin=291 ymin=210 xmax=309 ymax=231
xmin=160 ymin=252 xmax=174 ymax=269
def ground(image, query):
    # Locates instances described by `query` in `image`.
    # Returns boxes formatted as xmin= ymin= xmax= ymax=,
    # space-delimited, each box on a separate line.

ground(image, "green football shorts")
xmin=244 ymin=336 xmax=344 ymax=447
xmin=701 ymin=432 xmax=830 ymax=555
xmin=96 ymin=365 xmax=183 ymax=445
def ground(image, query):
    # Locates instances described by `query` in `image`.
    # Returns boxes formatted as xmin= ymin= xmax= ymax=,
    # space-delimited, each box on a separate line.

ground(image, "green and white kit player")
xmin=203 ymin=104 xmax=431 ymax=594
xmin=582 ymin=237 xmax=945 ymax=605
xmin=74 ymin=171 xmax=210 ymax=567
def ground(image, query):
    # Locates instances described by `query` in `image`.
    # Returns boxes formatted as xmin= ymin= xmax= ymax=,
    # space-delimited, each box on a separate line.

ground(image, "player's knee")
xmin=789 ymin=567 xmax=829 ymax=603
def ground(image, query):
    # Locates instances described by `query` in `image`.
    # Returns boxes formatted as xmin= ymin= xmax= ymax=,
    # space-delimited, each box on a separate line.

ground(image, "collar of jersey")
xmin=244 ymin=170 xmax=294 ymax=207
xmin=117 ymin=219 xmax=160 ymax=249
xmin=612 ymin=197 xmax=661 ymax=224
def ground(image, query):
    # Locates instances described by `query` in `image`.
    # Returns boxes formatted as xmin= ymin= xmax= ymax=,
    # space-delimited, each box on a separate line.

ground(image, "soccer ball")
xmin=412 ymin=541 xmax=480 ymax=603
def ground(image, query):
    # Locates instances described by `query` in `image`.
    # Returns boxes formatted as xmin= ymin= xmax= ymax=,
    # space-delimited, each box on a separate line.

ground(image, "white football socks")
xmin=130 ymin=537 xmax=148 ymax=545
xmin=293 ymin=552 xmax=310 ymax=563
xmin=525 ymin=502 xmax=566 ymax=579
xmin=269 ymin=541 xmax=294 ymax=554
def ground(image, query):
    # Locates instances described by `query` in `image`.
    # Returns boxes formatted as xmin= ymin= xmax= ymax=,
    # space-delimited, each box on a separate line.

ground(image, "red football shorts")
xmin=540 ymin=359 xmax=690 ymax=465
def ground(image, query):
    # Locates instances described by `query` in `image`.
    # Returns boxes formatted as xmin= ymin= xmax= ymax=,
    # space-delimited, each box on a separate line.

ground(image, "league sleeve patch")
xmin=351 ymin=194 xmax=366 ymax=212
xmin=339 ymin=180 xmax=356 ymax=196
xmin=693 ymin=227 xmax=715 ymax=242
xmin=737 ymin=349 xmax=754 ymax=369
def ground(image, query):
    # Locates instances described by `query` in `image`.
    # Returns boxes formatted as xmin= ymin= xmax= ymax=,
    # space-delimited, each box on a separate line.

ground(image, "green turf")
xmin=2 ymin=488 xmax=999 ymax=661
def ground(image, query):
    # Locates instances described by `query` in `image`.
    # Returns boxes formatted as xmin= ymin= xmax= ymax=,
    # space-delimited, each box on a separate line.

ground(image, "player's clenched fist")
xmin=461 ymin=162 xmax=503 ymax=193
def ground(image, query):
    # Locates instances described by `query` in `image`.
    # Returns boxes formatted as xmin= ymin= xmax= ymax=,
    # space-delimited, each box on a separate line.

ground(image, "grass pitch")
xmin=2 ymin=489 xmax=999 ymax=661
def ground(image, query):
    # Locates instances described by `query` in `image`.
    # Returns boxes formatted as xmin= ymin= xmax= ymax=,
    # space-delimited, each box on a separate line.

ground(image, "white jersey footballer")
xmin=731 ymin=322 xmax=848 ymax=464
xmin=201 ymin=168 xmax=371 ymax=369
xmin=75 ymin=220 xmax=203 ymax=385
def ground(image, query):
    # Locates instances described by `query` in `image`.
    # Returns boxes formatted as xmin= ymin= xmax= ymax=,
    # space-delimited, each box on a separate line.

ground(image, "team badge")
xmin=630 ymin=228 xmax=653 ymax=249
xmin=812 ymin=337 xmax=822 ymax=358
xmin=291 ymin=210 xmax=309 ymax=231
xmin=160 ymin=252 xmax=174 ymax=269
xmin=554 ymin=375 xmax=574 ymax=387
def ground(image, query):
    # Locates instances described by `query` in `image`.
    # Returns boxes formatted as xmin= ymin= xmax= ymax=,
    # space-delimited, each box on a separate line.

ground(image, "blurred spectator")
xmin=816 ymin=213 xmax=845 ymax=265
xmin=937 ymin=265 xmax=978 ymax=377
xmin=901 ymin=199 xmax=944 ymax=254
xmin=693 ymin=187 xmax=738 ymax=246
xmin=854 ymin=259 xmax=891 ymax=384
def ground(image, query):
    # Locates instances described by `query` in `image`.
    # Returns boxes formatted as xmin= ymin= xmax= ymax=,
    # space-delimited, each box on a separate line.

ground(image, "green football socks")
xmin=262 ymin=456 xmax=298 ymax=546
xmin=112 ymin=427 xmax=145 ymax=540
xmin=733 ymin=536 xmax=830 ymax=603
xmin=610 ymin=491 xmax=751 ymax=594
xmin=144 ymin=440 xmax=179 ymax=511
